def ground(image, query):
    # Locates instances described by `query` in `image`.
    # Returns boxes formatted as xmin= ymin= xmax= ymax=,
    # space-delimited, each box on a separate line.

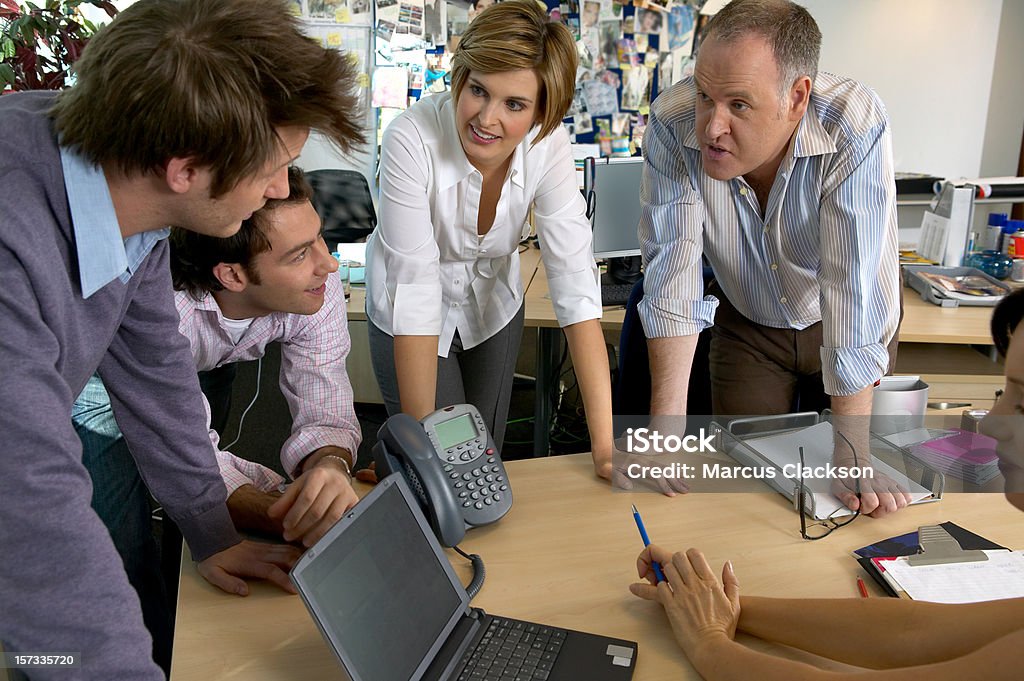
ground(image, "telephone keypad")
xmin=444 ymin=450 xmax=512 ymax=526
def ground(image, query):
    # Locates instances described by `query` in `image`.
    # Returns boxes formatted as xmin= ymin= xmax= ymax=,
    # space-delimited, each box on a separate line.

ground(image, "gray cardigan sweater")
xmin=0 ymin=92 xmax=239 ymax=679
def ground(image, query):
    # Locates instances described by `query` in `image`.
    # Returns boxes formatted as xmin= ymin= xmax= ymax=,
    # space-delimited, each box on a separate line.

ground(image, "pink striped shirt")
xmin=176 ymin=273 xmax=360 ymax=494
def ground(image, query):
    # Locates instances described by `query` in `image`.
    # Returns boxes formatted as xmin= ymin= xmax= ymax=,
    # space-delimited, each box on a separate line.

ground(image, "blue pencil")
xmin=631 ymin=504 xmax=666 ymax=583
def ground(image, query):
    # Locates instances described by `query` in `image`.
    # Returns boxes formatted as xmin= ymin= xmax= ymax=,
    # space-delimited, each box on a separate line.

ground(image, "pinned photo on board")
xmin=634 ymin=8 xmax=663 ymax=35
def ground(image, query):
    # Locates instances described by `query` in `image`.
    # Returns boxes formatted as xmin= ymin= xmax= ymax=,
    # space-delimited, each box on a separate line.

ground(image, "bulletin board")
xmin=560 ymin=0 xmax=705 ymax=156
xmin=295 ymin=0 xmax=710 ymax=170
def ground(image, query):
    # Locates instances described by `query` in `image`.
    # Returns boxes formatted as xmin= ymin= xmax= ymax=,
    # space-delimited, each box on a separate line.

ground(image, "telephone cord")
xmin=453 ymin=544 xmax=485 ymax=600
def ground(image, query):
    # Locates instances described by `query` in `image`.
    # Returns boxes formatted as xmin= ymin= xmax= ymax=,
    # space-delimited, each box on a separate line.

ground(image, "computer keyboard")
xmin=601 ymin=283 xmax=634 ymax=307
xmin=457 ymin=616 xmax=566 ymax=681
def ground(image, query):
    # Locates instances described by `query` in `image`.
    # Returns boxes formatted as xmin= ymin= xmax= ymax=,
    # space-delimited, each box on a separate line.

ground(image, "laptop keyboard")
xmin=456 ymin=616 xmax=566 ymax=681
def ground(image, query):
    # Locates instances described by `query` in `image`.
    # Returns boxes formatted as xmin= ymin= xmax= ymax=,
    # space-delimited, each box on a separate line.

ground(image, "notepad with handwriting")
xmin=881 ymin=550 xmax=1024 ymax=603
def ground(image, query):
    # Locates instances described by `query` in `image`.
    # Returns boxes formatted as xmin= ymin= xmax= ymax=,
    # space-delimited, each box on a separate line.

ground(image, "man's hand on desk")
xmin=197 ymin=540 xmax=302 ymax=596
xmin=591 ymin=441 xmax=615 ymax=483
xmin=592 ymin=446 xmax=689 ymax=496
xmin=269 ymin=447 xmax=359 ymax=547
xmin=830 ymin=419 xmax=914 ymax=518
xmin=609 ymin=442 xmax=689 ymax=497
xmin=607 ymin=415 xmax=690 ymax=496
xmin=831 ymin=472 xmax=914 ymax=518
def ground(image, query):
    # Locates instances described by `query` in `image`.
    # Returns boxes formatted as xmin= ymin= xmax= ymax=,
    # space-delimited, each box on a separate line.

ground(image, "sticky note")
xmin=606 ymin=644 xmax=634 ymax=659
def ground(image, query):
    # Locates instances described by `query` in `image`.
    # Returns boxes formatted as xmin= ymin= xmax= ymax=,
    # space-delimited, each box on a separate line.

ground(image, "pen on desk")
xmin=631 ymin=504 xmax=666 ymax=583
xmin=857 ymin=576 xmax=870 ymax=598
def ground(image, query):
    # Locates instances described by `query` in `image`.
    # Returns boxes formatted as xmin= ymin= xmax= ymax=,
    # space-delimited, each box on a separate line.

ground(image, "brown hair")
xmin=170 ymin=166 xmax=314 ymax=299
xmin=451 ymin=0 xmax=576 ymax=142
xmin=51 ymin=0 xmax=364 ymax=197
xmin=703 ymin=0 xmax=821 ymax=96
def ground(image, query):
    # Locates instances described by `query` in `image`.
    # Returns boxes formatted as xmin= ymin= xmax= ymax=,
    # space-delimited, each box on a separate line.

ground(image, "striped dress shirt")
xmin=177 ymin=272 xmax=361 ymax=493
xmin=638 ymin=72 xmax=901 ymax=396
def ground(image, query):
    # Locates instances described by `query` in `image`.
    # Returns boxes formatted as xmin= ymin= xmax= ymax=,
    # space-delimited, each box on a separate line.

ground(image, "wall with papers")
xmin=295 ymin=0 xmax=707 ymax=181
xmin=293 ymin=0 xmax=1023 ymax=191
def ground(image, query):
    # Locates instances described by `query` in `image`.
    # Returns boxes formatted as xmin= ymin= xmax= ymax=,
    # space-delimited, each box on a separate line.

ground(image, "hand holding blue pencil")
xmin=631 ymin=504 xmax=666 ymax=583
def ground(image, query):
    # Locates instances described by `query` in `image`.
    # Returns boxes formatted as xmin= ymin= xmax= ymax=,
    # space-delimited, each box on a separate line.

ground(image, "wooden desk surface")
xmin=525 ymin=261 xmax=994 ymax=345
xmin=171 ymin=454 xmax=1024 ymax=681
xmin=899 ymin=294 xmax=994 ymax=345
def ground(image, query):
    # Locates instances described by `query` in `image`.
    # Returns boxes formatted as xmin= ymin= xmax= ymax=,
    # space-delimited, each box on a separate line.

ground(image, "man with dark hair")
xmin=72 ymin=167 xmax=362 ymax=668
xmin=77 ymin=167 xmax=361 ymax=545
xmin=0 ymin=0 xmax=364 ymax=677
xmin=637 ymin=0 xmax=909 ymax=516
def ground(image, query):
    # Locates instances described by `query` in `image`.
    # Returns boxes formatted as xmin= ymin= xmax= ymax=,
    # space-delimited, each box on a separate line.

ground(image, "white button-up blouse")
xmin=365 ymin=92 xmax=602 ymax=357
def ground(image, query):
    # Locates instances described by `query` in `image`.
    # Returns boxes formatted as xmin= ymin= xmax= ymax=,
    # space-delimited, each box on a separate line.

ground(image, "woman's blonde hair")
xmin=451 ymin=0 xmax=577 ymax=142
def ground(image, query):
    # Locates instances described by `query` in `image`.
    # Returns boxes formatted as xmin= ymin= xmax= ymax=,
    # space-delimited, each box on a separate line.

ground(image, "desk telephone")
xmin=373 ymin=404 xmax=513 ymax=548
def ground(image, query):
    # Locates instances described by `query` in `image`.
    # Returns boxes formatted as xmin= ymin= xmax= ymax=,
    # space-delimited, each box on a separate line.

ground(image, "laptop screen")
xmin=293 ymin=479 xmax=467 ymax=681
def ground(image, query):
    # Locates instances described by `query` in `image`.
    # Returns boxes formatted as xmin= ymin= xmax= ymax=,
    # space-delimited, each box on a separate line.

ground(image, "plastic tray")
xmin=903 ymin=265 xmax=1010 ymax=307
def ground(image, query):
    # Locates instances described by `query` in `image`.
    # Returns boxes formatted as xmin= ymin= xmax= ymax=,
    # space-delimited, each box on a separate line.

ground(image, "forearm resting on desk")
xmin=689 ymin=626 xmax=1024 ymax=681
xmin=563 ymin=319 xmax=614 ymax=477
xmin=738 ymin=595 xmax=1024 ymax=669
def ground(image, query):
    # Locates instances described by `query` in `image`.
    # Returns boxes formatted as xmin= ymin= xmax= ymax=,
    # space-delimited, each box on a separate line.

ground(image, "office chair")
xmin=306 ymin=169 xmax=377 ymax=245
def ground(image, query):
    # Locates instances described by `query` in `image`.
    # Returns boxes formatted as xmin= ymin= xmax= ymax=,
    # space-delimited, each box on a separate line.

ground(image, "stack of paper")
xmin=853 ymin=523 xmax=1008 ymax=599
xmin=878 ymin=551 xmax=1024 ymax=603
xmin=910 ymin=430 xmax=1000 ymax=485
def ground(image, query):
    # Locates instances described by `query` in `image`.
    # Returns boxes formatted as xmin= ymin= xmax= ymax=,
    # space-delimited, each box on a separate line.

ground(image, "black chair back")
xmin=306 ymin=169 xmax=376 ymax=246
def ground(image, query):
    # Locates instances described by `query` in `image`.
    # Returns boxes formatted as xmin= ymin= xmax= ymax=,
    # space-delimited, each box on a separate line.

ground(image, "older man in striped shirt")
xmin=638 ymin=0 xmax=909 ymax=517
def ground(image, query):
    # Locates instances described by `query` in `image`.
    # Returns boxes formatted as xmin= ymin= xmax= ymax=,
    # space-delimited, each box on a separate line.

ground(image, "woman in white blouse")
xmin=365 ymin=0 xmax=615 ymax=479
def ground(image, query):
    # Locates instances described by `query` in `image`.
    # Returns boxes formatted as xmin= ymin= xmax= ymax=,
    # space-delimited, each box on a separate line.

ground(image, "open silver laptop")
xmin=290 ymin=476 xmax=638 ymax=681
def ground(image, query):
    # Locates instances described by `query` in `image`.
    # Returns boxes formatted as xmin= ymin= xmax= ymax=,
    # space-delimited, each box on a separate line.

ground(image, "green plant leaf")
xmin=0 ymin=62 xmax=15 ymax=87
xmin=1 ymin=0 xmax=117 ymax=90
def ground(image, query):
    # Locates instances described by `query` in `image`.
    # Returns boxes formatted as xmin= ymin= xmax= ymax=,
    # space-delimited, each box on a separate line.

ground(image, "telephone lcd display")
xmin=434 ymin=413 xmax=478 ymax=448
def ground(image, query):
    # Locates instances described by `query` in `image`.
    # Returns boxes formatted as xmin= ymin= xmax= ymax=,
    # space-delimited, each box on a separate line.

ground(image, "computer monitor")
xmin=583 ymin=156 xmax=644 ymax=260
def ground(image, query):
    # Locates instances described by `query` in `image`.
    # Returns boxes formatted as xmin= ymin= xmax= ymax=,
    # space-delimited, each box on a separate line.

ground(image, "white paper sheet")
xmin=883 ymin=550 xmax=1024 ymax=603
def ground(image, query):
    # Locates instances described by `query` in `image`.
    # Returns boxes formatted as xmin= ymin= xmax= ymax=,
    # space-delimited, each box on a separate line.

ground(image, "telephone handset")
xmin=373 ymin=404 xmax=513 ymax=548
